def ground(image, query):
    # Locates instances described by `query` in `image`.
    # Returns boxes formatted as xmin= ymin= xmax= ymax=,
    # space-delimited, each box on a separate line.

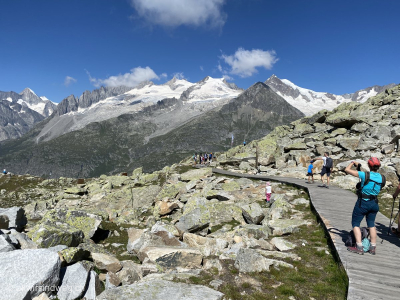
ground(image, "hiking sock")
xmin=356 ymin=242 xmax=363 ymax=249
xmin=371 ymin=243 xmax=376 ymax=247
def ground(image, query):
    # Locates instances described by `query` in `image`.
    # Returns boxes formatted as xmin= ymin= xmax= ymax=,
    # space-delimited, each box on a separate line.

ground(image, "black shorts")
xmin=320 ymin=166 xmax=331 ymax=177
xmin=307 ymin=172 xmax=313 ymax=176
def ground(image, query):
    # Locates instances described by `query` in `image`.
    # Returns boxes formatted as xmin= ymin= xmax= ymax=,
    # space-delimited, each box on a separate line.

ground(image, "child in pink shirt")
xmin=265 ymin=182 xmax=272 ymax=202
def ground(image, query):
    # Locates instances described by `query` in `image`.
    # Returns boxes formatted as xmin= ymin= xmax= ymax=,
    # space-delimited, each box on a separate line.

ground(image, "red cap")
xmin=368 ymin=157 xmax=381 ymax=168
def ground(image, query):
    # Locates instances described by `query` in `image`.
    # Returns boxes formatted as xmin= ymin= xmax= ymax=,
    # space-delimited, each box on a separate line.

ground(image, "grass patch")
xmin=188 ymin=272 xmax=214 ymax=285
xmin=0 ymin=175 xmax=47 ymax=207
xmin=174 ymin=164 xmax=195 ymax=174
xmin=209 ymin=219 xmax=241 ymax=233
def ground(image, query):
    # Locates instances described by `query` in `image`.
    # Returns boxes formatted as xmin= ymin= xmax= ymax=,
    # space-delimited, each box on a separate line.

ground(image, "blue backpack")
xmin=345 ymin=227 xmax=370 ymax=252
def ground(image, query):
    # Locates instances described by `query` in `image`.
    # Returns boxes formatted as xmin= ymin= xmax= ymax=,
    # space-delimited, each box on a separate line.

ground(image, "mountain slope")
xmin=0 ymin=82 xmax=303 ymax=177
xmin=0 ymin=100 xmax=44 ymax=141
xmin=0 ymin=88 xmax=56 ymax=141
xmin=35 ymin=77 xmax=242 ymax=143
xmin=265 ymin=75 xmax=395 ymax=116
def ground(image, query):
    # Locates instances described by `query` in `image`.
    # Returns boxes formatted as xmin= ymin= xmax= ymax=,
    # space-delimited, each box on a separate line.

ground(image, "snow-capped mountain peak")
xmin=20 ymin=87 xmax=42 ymax=105
xmin=162 ymin=77 xmax=191 ymax=91
xmin=15 ymin=87 xmax=57 ymax=117
xmin=265 ymin=75 xmax=395 ymax=116
xmin=180 ymin=76 xmax=243 ymax=102
xmin=21 ymin=87 xmax=36 ymax=95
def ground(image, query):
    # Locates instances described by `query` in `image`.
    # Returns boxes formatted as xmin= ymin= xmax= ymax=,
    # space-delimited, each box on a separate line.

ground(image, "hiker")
xmin=390 ymin=182 xmax=400 ymax=237
xmin=209 ymin=152 xmax=213 ymax=163
xmin=307 ymin=160 xmax=315 ymax=183
xmin=199 ymin=153 xmax=203 ymax=164
xmin=2 ymin=169 xmax=6 ymax=175
xmin=243 ymin=141 xmax=246 ymax=146
xmin=265 ymin=182 xmax=272 ymax=203
xmin=193 ymin=153 xmax=197 ymax=165
xmin=345 ymin=158 xmax=384 ymax=255
xmin=315 ymin=152 xmax=333 ymax=188
xmin=204 ymin=153 xmax=208 ymax=164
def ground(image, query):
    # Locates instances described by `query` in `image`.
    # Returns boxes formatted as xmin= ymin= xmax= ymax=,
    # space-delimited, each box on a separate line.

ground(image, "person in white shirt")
xmin=315 ymin=152 xmax=333 ymax=188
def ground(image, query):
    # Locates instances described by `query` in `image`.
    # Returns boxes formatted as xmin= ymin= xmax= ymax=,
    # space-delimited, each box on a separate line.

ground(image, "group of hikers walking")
xmin=304 ymin=152 xmax=400 ymax=255
xmin=193 ymin=152 xmax=213 ymax=165
xmin=306 ymin=152 xmax=333 ymax=187
xmin=267 ymin=151 xmax=400 ymax=256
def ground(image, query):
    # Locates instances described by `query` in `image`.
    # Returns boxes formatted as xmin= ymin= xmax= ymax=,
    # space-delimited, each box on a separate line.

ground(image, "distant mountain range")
xmin=0 ymin=75 xmax=395 ymax=177
xmin=0 ymin=80 xmax=301 ymax=177
xmin=0 ymin=88 xmax=56 ymax=141
xmin=265 ymin=75 xmax=396 ymax=116
xmin=36 ymin=76 xmax=243 ymax=143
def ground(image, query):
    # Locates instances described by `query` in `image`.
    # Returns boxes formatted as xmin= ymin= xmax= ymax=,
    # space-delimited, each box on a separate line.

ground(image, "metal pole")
xmin=387 ymin=196 xmax=399 ymax=236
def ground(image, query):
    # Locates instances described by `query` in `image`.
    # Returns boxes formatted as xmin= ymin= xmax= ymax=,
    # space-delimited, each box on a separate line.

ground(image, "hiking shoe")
xmin=347 ymin=245 xmax=364 ymax=255
xmin=326 ymin=186 xmax=329 ymax=189
xmin=391 ymin=227 xmax=400 ymax=237
xmin=368 ymin=245 xmax=376 ymax=255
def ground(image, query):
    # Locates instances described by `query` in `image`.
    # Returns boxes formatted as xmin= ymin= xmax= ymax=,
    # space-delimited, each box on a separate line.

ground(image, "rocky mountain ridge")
xmin=265 ymin=75 xmax=396 ymax=116
xmin=0 ymin=88 xmax=56 ymax=141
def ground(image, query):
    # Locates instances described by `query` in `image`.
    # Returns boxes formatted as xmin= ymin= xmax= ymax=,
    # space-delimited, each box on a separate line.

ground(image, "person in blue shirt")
xmin=345 ymin=157 xmax=383 ymax=255
xmin=2 ymin=169 xmax=6 ymax=175
xmin=307 ymin=160 xmax=314 ymax=183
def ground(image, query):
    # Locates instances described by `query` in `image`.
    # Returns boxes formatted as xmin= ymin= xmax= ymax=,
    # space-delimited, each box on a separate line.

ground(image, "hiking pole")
xmin=131 ymin=186 xmax=134 ymax=208
xmin=387 ymin=196 xmax=399 ymax=236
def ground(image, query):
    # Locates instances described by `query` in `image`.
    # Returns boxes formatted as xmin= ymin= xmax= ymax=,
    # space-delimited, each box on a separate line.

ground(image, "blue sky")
xmin=1 ymin=0 xmax=399 ymax=103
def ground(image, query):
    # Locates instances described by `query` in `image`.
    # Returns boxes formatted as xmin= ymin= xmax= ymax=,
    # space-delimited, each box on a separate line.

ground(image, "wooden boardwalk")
xmin=212 ymin=168 xmax=400 ymax=300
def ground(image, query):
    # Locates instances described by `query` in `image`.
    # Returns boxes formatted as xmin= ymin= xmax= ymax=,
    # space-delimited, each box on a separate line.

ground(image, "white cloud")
xmin=221 ymin=48 xmax=279 ymax=78
xmin=64 ymin=76 xmax=77 ymax=87
xmin=173 ymin=72 xmax=186 ymax=80
xmin=160 ymin=73 xmax=168 ymax=78
xmin=200 ymin=66 xmax=204 ymax=71
xmin=222 ymin=74 xmax=233 ymax=81
xmin=87 ymin=67 xmax=160 ymax=88
xmin=130 ymin=0 xmax=226 ymax=28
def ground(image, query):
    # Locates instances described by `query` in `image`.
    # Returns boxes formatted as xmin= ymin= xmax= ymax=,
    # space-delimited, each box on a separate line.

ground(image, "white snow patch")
xmin=276 ymin=79 xmax=352 ymax=116
xmin=356 ymin=89 xmax=378 ymax=103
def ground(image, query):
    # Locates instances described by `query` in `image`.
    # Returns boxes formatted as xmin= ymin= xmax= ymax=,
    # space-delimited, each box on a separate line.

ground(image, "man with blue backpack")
xmin=345 ymin=157 xmax=385 ymax=255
